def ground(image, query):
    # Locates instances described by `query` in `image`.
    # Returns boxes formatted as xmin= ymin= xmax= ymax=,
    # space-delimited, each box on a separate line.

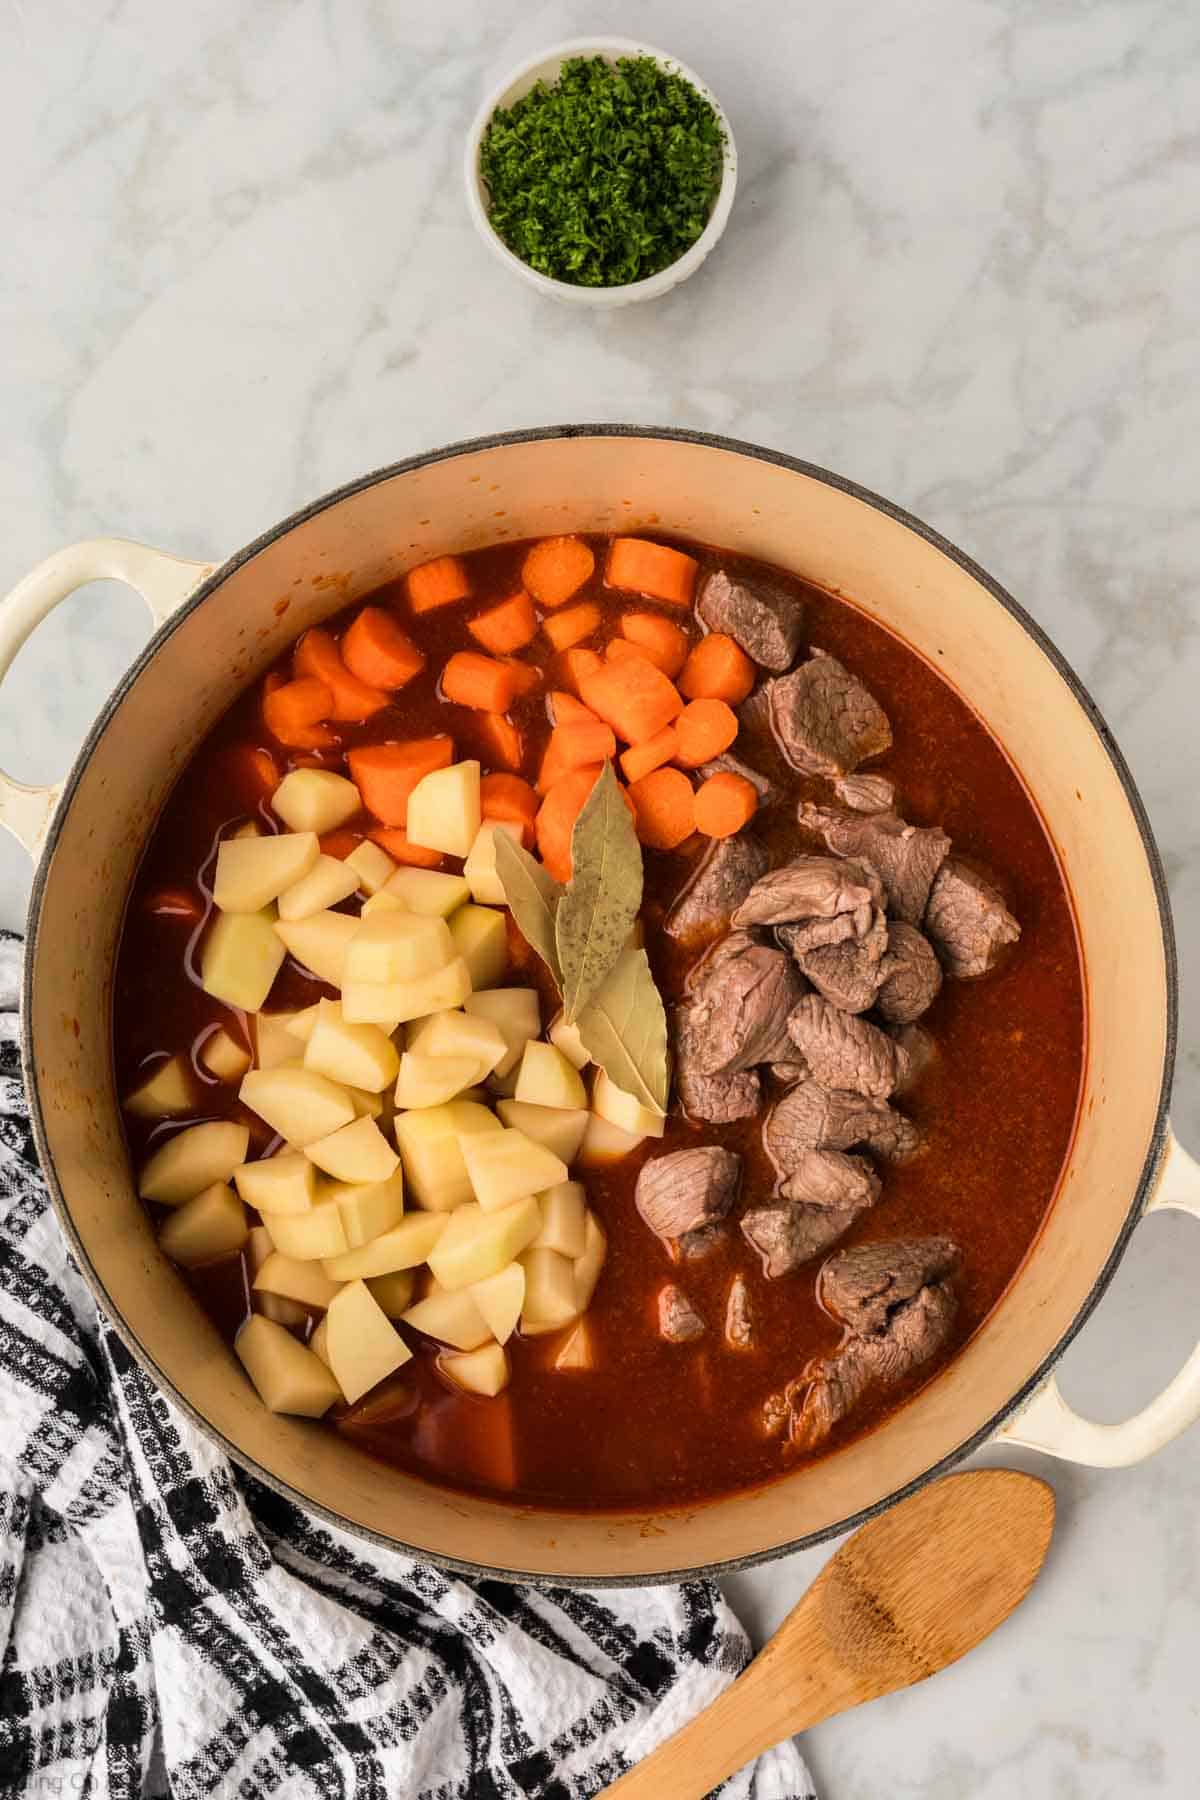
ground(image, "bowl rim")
xmin=21 ymin=424 xmax=1177 ymax=1586
xmin=462 ymin=36 xmax=739 ymax=306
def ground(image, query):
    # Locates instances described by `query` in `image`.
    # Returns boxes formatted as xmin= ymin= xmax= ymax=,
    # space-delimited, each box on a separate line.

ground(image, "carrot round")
xmin=606 ymin=538 xmax=698 ymax=608
xmin=674 ymin=698 xmax=739 ymax=768
xmin=408 ymin=555 xmax=469 ymax=613
xmin=619 ymin=725 xmax=678 ymax=785
xmin=522 ymin=536 xmax=595 ymax=608
xmin=679 ymin=632 xmax=756 ymax=705
xmin=537 ymin=721 xmax=618 ymax=794
xmin=342 ymin=607 xmax=426 ymax=690
xmin=481 ymin=773 xmax=539 ymax=847
xmin=294 ymin=629 xmax=389 ymax=722
xmin=694 ymin=771 xmax=759 ymax=838
xmin=628 ymin=766 xmax=696 ymax=850
xmin=468 ymin=592 xmax=537 ymax=655
xmin=441 ymin=652 xmax=521 ymax=714
xmin=369 ymin=827 xmax=444 ymax=868
xmin=543 ymin=601 xmax=600 ymax=652
xmin=619 ymin=612 xmax=690 ymax=677
xmin=536 ymin=766 xmax=634 ymax=882
xmin=348 ymin=738 xmax=453 ymax=826
xmin=478 ymin=712 xmax=524 ymax=772
xmin=262 ymin=677 xmax=337 ymax=750
xmin=579 ymin=657 xmax=684 ymax=746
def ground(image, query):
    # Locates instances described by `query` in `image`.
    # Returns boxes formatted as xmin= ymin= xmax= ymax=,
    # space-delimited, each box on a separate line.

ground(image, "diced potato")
xmin=322 ymin=1211 xmax=449 ymax=1280
xmin=406 ymin=759 xmax=481 ymax=859
xmin=345 ymin=840 xmax=396 ymax=896
xmin=487 ymin=1063 xmax=521 ymax=1100
xmin=285 ymin=1002 xmax=322 ymax=1043
xmin=448 ymin=905 xmax=507 ymax=990
xmin=201 ymin=909 xmax=286 ymax=1012
xmin=304 ymin=1115 xmax=399 ymax=1184
xmin=325 ymin=1170 xmax=406 ymax=1248
xmin=124 ymin=1055 xmax=193 ymax=1119
xmin=393 ymin=1101 xmax=499 ymax=1211
xmin=554 ymin=1317 xmax=597 ymax=1371
xmin=427 ymin=1196 xmax=543 ymax=1291
xmin=448 ymin=1099 xmax=505 ymax=1136
xmin=384 ymin=866 xmax=472 ymax=917
xmin=578 ymin=1112 xmax=646 ymax=1168
xmin=236 ymin=1314 xmax=342 ymax=1416
xmin=252 ymin=1249 xmax=342 ymax=1310
xmin=341 ymin=957 xmax=472 ymax=1025
xmin=464 ymin=989 xmax=541 ymax=1077
xmin=139 ymin=1120 xmax=251 ymax=1206
xmin=514 ymin=1040 xmax=588 ymax=1111
xmin=255 ymin=1010 xmax=307 ymax=1071
xmin=366 ymin=1269 xmax=416 ymax=1318
xmin=272 ymin=768 xmax=362 ymax=835
xmin=277 ymin=854 xmax=360 ymax=921
xmin=324 ymin=1280 xmax=413 ymax=1404
xmin=469 ymin=1261 xmax=525 ymax=1345
xmin=233 ymin=1152 xmax=318 ymax=1217
xmin=520 ymin=1247 xmax=580 ymax=1330
xmin=533 ymin=1182 xmax=588 ymax=1258
xmin=345 ymin=911 xmax=455 ymax=985
xmin=239 ymin=1067 xmax=355 ymax=1146
xmin=462 ymin=820 xmax=522 ymax=904
xmin=439 ymin=1342 xmax=511 ymax=1397
xmin=574 ymin=1211 xmax=608 ymax=1310
xmin=309 ymin=1316 xmax=333 ymax=1366
xmin=303 ymin=997 xmax=400 ymax=1093
xmin=461 ymin=1128 xmax=569 ymax=1213
xmin=198 ymin=1028 xmax=252 ymax=1084
xmin=495 ymin=1100 xmax=589 ymax=1166
xmin=261 ymin=1199 xmax=349 ymax=1261
xmin=214 ymin=831 xmax=320 ymax=914
xmin=348 ymin=1085 xmax=387 ymax=1121
xmin=274 ymin=911 xmax=359 ymax=988
xmin=245 ymin=1225 xmax=308 ymax=1328
xmin=395 ymin=1053 xmax=483 ymax=1109
xmin=402 ymin=1288 xmax=492 ymax=1351
xmin=592 ymin=1069 xmax=666 ymax=1139
xmin=360 ymin=890 xmax=405 ymax=918
xmin=548 ymin=1010 xmax=591 ymax=1072
xmin=407 ymin=1008 xmax=506 ymax=1076
xmin=158 ymin=1182 xmax=247 ymax=1267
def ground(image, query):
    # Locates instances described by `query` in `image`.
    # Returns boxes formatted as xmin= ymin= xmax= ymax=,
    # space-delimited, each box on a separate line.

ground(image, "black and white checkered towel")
xmin=0 ymin=933 xmax=814 ymax=1799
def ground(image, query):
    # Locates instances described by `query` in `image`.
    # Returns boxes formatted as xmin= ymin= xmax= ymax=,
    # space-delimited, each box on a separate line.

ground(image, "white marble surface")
xmin=3 ymin=1 xmax=1199 ymax=1792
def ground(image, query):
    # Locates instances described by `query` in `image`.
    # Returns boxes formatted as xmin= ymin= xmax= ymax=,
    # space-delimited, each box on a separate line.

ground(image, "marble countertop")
xmin=3 ymin=1 xmax=1198 ymax=1792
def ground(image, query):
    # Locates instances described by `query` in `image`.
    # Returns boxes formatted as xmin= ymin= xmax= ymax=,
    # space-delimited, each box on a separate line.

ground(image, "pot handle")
xmin=996 ymin=1131 xmax=1200 ymax=1467
xmin=0 ymin=538 xmax=215 ymax=859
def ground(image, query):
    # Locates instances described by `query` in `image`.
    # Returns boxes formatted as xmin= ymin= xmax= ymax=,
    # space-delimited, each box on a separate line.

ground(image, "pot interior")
xmin=25 ymin=430 xmax=1170 ymax=1579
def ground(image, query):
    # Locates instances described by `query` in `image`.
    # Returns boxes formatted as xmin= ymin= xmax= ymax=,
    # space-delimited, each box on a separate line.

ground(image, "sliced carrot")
xmin=294 ymin=629 xmax=389 ymax=723
xmin=548 ymin=690 xmax=600 ymax=727
xmin=263 ymin=677 xmax=337 ymax=750
xmin=441 ymin=652 xmax=521 ymax=714
xmin=407 ymin=555 xmax=469 ymax=613
xmin=605 ymin=639 xmax=655 ymax=667
xmin=694 ymin=771 xmax=759 ymax=838
xmin=481 ymin=773 xmax=539 ymax=848
xmin=319 ymin=826 xmax=365 ymax=859
xmin=619 ymin=726 xmax=679 ymax=785
xmin=369 ymin=827 xmax=444 ymax=868
xmin=478 ymin=712 xmax=524 ymax=772
xmin=536 ymin=766 xmax=634 ymax=882
xmin=341 ymin=607 xmax=426 ymax=690
xmin=620 ymin=612 xmax=690 ymax=677
xmin=628 ymin=766 xmax=696 ymax=850
xmin=522 ymin=536 xmax=595 ymax=609
xmin=560 ymin=648 xmax=604 ymax=695
xmin=542 ymin=601 xmax=600 ymax=652
xmin=468 ymin=592 xmax=537 ymax=655
xmin=537 ymin=721 xmax=618 ymax=794
xmin=250 ymin=748 xmax=281 ymax=793
xmin=674 ymin=698 xmax=739 ymax=769
xmin=502 ymin=658 xmax=542 ymax=699
xmin=348 ymin=738 xmax=454 ymax=827
xmin=606 ymin=538 xmax=698 ymax=608
xmin=579 ymin=657 xmax=684 ymax=746
xmin=679 ymin=632 xmax=756 ymax=705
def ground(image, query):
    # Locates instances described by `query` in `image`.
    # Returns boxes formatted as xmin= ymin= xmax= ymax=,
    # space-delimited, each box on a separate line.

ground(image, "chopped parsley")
xmin=479 ymin=55 xmax=725 ymax=288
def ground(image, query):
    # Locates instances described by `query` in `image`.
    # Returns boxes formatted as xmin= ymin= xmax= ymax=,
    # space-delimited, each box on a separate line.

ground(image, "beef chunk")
xmin=799 ymin=805 xmax=951 ymax=925
xmin=636 ymin=1146 xmax=741 ymax=1243
xmin=834 ymin=773 xmax=896 ymax=813
xmin=685 ymin=932 xmax=805 ymax=1073
xmin=764 ymin=1080 xmax=921 ymax=1167
xmin=742 ymin=1198 xmax=867 ymax=1277
xmin=665 ymin=832 xmax=770 ymax=945
xmin=924 ymin=857 xmax=1021 ymax=978
xmin=697 ymin=567 xmax=805 ymax=672
xmin=679 ymin=1222 xmax=727 ymax=1260
xmin=776 ymin=1147 xmax=882 ymax=1211
xmin=819 ymin=1236 xmax=961 ymax=1334
xmin=725 ymin=1275 xmax=753 ymax=1350
xmin=769 ymin=1059 xmax=809 ymax=1086
xmin=733 ymin=856 xmax=881 ymax=941
xmin=658 ymin=1284 xmax=705 ymax=1344
xmin=787 ymin=995 xmax=910 ymax=1099
xmin=789 ymin=1282 xmax=958 ymax=1452
xmin=875 ymin=921 xmax=943 ymax=1024
xmin=698 ymin=751 xmax=777 ymax=805
xmin=673 ymin=1004 xmax=762 ymax=1124
xmin=767 ymin=652 xmax=892 ymax=777
xmin=797 ymin=909 xmax=888 ymax=1013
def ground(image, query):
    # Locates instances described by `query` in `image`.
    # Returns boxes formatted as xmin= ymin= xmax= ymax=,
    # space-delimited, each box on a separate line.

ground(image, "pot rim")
xmin=20 ymin=424 xmax=1178 ymax=1586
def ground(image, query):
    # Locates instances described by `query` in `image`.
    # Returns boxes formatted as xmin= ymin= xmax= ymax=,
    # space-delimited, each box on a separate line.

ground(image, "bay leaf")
xmin=493 ymin=828 xmax=564 ymax=989
xmin=575 ymin=947 xmax=669 ymax=1116
xmin=557 ymin=761 xmax=644 ymax=1023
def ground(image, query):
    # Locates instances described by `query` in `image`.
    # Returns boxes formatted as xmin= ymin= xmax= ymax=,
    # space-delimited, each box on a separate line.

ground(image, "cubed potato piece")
xmin=245 ymin=1225 xmax=308 ymax=1328
xmin=574 ymin=1211 xmax=608 ymax=1310
xmin=124 ymin=1055 xmax=193 ymax=1119
xmin=384 ymin=866 xmax=472 ymax=917
xmin=547 ymin=1010 xmax=591 ymax=1072
xmin=309 ymin=1316 xmax=333 ymax=1366
xmin=520 ymin=1247 xmax=580 ymax=1331
xmin=303 ymin=998 xmax=400 ymax=1093
xmin=427 ymin=1198 xmax=542 ymax=1291
xmin=495 ymin=1100 xmax=589 ymax=1166
xmin=402 ymin=1287 xmax=492 ymax=1351
xmin=325 ymin=1280 xmax=413 ymax=1404
xmin=447 ymin=905 xmax=507 ymax=990
xmin=514 ymin=1040 xmax=588 ymax=1111
xmin=255 ymin=1010 xmax=307 ymax=1071
xmin=533 ymin=1182 xmax=588 ymax=1258
xmin=233 ymin=1152 xmax=318 ymax=1217
xmin=285 ymin=1003 xmax=322 ymax=1043
xmin=578 ymin=1111 xmax=646 ymax=1167
xmin=393 ymin=1101 xmax=498 ymax=1211
xmin=198 ymin=1028 xmax=251 ymax=1084
xmin=348 ymin=1084 xmax=387 ymax=1121
xmin=262 ymin=1200 xmax=349 ymax=1261
xmin=325 ymin=1170 xmax=405 ymax=1247
xmin=461 ymin=1128 xmax=569 ymax=1214
xmin=213 ymin=831 xmax=320 ymax=913
xmin=487 ymin=1063 xmax=521 ymax=1100
xmin=462 ymin=820 xmax=522 ymax=905
xmin=406 ymin=1008 xmax=506 ymax=1077
xmin=407 ymin=759 xmax=481 ymax=859
xmin=439 ymin=1342 xmax=511 ymax=1397
xmin=201 ymin=910 xmax=286 ymax=1012
xmin=236 ymin=1314 xmax=341 ymax=1416
xmin=344 ymin=911 xmax=455 ymax=985
xmin=366 ymin=1269 xmax=416 ymax=1318
xmin=464 ymin=989 xmax=541 ymax=1077
xmin=360 ymin=890 xmax=405 ymax=918
xmin=345 ymin=840 xmax=396 ymax=896
xmin=341 ymin=956 xmax=472 ymax=1025
xmin=239 ymin=1067 xmax=355 ymax=1147
xmin=395 ymin=1053 xmax=483 ymax=1109
xmin=322 ymin=1211 xmax=449 ymax=1280
xmin=469 ymin=1261 xmax=525 ymax=1345
xmin=158 ymin=1182 xmax=248 ymax=1267
xmin=274 ymin=911 xmax=359 ymax=988
xmin=592 ymin=1068 xmax=666 ymax=1139
xmin=304 ymin=1115 xmax=399 ymax=1184
xmin=252 ymin=1249 xmax=341 ymax=1310
xmin=139 ymin=1120 xmax=251 ymax=1206
xmin=272 ymin=768 xmax=362 ymax=835
xmin=554 ymin=1317 xmax=597 ymax=1371
xmin=277 ymin=854 xmax=360 ymax=921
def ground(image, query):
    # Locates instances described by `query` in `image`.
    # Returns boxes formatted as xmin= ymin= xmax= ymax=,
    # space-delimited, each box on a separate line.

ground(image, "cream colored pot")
xmin=2 ymin=428 xmax=1197 ymax=1584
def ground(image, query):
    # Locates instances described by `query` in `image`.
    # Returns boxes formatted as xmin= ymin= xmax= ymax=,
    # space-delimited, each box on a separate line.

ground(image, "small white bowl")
xmin=464 ymin=36 xmax=738 ymax=308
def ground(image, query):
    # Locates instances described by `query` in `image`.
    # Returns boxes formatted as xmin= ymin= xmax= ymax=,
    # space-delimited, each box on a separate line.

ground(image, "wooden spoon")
xmin=599 ymin=1469 xmax=1054 ymax=1798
